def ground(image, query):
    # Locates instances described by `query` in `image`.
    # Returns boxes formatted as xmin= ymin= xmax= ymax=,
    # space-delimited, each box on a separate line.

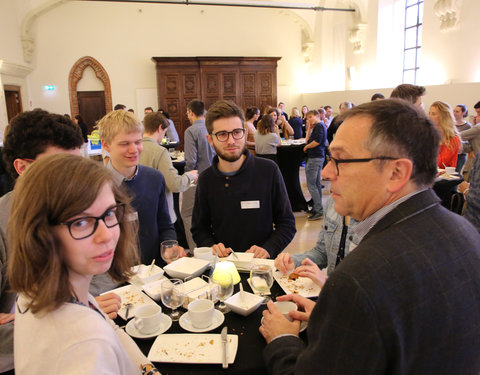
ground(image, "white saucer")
xmin=179 ymin=309 xmax=225 ymax=333
xmin=125 ymin=313 xmax=172 ymax=339
xmin=261 ymin=317 xmax=307 ymax=333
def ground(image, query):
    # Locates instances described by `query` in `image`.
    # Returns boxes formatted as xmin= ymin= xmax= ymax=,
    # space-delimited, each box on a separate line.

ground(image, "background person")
xmin=428 ymin=101 xmax=461 ymax=168
xmin=245 ymin=106 xmax=260 ymax=152
xmin=288 ymin=107 xmax=303 ymax=139
xmin=8 ymin=154 xmax=157 ymax=374
xmin=254 ymin=114 xmax=281 ymax=163
xmin=453 ymin=104 xmax=471 ymax=173
xmin=140 ymin=111 xmax=198 ymax=224
xmin=275 ymin=197 xmax=359 ymax=287
xmin=267 ymin=107 xmax=294 ymax=139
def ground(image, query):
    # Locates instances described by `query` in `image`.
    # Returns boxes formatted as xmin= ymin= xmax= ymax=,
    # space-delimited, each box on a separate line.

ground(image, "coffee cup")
xmin=445 ymin=166 xmax=456 ymax=174
xmin=188 ymin=299 xmax=214 ymax=329
xmin=194 ymin=247 xmax=214 ymax=262
xmin=134 ymin=305 xmax=162 ymax=334
xmin=274 ymin=301 xmax=298 ymax=322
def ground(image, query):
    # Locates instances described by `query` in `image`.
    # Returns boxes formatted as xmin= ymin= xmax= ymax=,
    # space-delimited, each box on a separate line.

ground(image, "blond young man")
xmin=97 ymin=110 xmax=179 ymax=269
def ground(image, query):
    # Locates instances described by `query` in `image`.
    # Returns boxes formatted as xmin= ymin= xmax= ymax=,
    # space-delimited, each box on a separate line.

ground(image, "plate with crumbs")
xmin=273 ymin=270 xmax=321 ymax=298
xmin=148 ymin=333 xmax=238 ymax=364
xmin=101 ymin=284 xmax=158 ymax=320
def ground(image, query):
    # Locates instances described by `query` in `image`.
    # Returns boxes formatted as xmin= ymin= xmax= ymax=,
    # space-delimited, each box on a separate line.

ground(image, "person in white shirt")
xmin=8 ymin=154 xmax=158 ymax=375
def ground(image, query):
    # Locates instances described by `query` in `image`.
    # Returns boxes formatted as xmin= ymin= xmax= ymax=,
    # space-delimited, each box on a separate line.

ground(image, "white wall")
xmin=2 ymin=0 xmax=480 ymax=130
xmin=27 ymin=1 xmax=306 ymax=114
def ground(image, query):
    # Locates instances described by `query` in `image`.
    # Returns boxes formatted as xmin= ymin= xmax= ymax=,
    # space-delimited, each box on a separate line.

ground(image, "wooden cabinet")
xmin=152 ymin=57 xmax=280 ymax=147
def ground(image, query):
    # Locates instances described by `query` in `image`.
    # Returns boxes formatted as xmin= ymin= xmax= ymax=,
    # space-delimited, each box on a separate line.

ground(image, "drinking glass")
xmin=160 ymin=278 xmax=185 ymax=321
xmin=161 ymin=240 xmax=181 ymax=264
xmin=250 ymin=264 xmax=274 ymax=304
xmin=210 ymin=272 xmax=233 ymax=313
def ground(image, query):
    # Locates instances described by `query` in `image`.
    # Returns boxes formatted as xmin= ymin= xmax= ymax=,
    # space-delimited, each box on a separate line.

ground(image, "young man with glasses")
xmin=261 ymin=99 xmax=480 ymax=374
xmin=191 ymin=100 xmax=296 ymax=259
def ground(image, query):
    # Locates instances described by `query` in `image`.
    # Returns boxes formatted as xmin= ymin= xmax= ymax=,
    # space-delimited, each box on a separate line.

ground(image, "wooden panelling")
xmin=153 ymin=57 xmax=280 ymax=148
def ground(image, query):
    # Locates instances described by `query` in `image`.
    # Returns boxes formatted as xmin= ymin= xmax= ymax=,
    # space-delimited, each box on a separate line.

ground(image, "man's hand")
xmin=187 ymin=170 xmax=199 ymax=183
xmin=246 ymin=245 xmax=270 ymax=259
xmin=259 ymin=300 xmax=301 ymax=344
xmin=275 ymin=293 xmax=316 ymax=322
xmin=458 ymin=181 xmax=470 ymax=194
xmin=212 ymin=243 xmax=231 ymax=257
xmin=294 ymin=258 xmax=327 ymax=288
xmin=0 ymin=313 xmax=14 ymax=325
xmin=274 ymin=253 xmax=295 ymax=274
xmin=95 ymin=292 xmax=121 ymax=319
xmin=177 ymin=246 xmax=187 ymax=259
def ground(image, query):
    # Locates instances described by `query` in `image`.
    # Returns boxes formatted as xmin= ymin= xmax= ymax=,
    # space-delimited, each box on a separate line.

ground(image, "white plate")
xmin=125 ymin=313 xmax=172 ymax=339
xmin=163 ymin=257 xmax=210 ymax=279
xmin=179 ymin=309 xmax=225 ymax=333
xmin=261 ymin=316 xmax=307 ymax=333
xmin=101 ymin=284 xmax=158 ymax=320
xmin=273 ymin=270 xmax=321 ymax=298
xmin=148 ymin=333 xmax=238 ymax=364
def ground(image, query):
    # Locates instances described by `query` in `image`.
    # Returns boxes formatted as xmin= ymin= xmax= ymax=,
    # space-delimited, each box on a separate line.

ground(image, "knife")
xmin=229 ymin=248 xmax=239 ymax=260
xmin=221 ymin=326 xmax=228 ymax=369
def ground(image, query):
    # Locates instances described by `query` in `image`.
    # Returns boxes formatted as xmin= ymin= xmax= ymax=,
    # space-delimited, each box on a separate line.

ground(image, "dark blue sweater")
xmin=124 ymin=165 xmax=176 ymax=265
xmin=191 ymin=150 xmax=296 ymax=257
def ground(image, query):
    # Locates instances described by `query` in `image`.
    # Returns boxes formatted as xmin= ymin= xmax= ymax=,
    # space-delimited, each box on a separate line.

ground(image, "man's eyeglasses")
xmin=60 ymin=204 xmax=125 ymax=240
xmin=211 ymin=128 xmax=245 ymax=142
xmin=326 ymin=155 xmax=398 ymax=176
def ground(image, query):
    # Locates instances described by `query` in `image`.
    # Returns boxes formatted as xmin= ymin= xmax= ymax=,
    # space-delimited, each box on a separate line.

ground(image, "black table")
xmin=433 ymin=175 xmax=464 ymax=209
xmin=277 ymin=144 xmax=308 ymax=212
xmin=130 ymin=272 xmax=303 ymax=375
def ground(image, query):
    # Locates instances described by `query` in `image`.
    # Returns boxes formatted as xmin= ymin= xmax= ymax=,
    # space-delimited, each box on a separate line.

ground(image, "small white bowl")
xmin=130 ymin=264 xmax=164 ymax=285
xmin=141 ymin=277 xmax=172 ymax=301
xmin=163 ymin=257 xmax=210 ymax=279
xmin=227 ymin=252 xmax=254 ymax=270
xmin=224 ymin=291 xmax=264 ymax=316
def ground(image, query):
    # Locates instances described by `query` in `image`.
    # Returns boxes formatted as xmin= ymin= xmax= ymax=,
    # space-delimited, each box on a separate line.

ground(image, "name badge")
xmin=125 ymin=211 xmax=139 ymax=222
xmin=241 ymin=200 xmax=260 ymax=209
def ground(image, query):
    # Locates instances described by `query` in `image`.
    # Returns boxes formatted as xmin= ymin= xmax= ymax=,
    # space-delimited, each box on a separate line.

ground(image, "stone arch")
xmin=68 ymin=56 xmax=112 ymax=117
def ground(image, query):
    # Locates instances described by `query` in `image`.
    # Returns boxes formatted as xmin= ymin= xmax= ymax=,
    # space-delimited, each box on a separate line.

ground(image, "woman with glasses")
xmin=8 ymin=154 xmax=158 ymax=374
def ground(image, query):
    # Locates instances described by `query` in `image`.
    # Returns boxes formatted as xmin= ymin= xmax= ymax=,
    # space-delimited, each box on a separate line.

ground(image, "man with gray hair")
xmin=261 ymin=99 xmax=480 ymax=374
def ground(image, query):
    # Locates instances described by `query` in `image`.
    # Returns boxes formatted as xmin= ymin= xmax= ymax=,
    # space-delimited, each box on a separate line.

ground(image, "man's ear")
xmin=13 ymin=158 xmax=30 ymax=176
xmin=387 ymin=158 xmax=413 ymax=193
xmin=101 ymin=139 xmax=110 ymax=153
xmin=206 ymin=134 xmax=214 ymax=147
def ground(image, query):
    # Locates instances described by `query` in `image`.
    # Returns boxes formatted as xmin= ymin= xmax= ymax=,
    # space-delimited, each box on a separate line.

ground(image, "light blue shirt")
xmin=183 ymin=119 xmax=215 ymax=173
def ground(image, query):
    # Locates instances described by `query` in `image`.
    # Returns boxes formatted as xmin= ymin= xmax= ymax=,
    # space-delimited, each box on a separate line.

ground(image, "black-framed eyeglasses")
xmin=60 ymin=204 xmax=125 ymax=240
xmin=326 ymin=155 xmax=398 ymax=176
xmin=211 ymin=128 xmax=245 ymax=142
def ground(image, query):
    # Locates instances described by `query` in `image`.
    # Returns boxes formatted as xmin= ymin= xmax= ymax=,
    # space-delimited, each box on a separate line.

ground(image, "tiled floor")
xmin=283 ymin=166 xmax=330 ymax=256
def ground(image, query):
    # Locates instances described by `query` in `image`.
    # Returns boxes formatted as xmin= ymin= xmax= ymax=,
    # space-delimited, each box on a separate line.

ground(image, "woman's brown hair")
xmin=257 ymin=115 xmax=276 ymax=135
xmin=8 ymin=153 xmax=139 ymax=314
